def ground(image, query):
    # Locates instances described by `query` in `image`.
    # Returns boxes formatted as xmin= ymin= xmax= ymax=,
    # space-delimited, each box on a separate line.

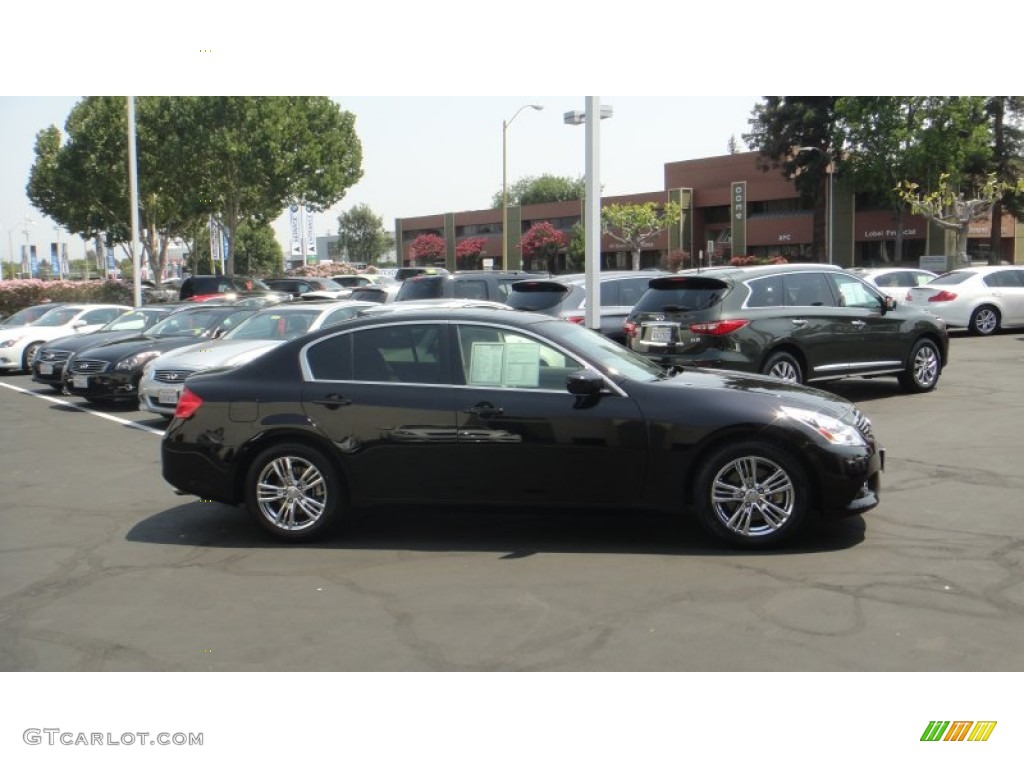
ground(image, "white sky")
xmin=1 ymin=3 xmax=1002 ymax=264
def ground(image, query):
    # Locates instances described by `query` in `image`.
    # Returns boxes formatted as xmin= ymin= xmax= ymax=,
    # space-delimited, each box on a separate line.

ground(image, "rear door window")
xmin=782 ymin=272 xmax=836 ymax=307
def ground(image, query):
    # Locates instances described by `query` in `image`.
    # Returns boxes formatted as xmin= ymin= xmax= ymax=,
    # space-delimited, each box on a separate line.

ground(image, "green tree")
xmin=491 ymin=174 xmax=586 ymax=209
xmin=601 ymin=202 xmax=683 ymax=271
xmin=336 ymin=204 xmax=393 ymax=266
xmin=186 ymin=97 xmax=363 ymax=275
xmin=743 ymin=97 xmax=841 ymax=260
xmin=836 ymin=97 xmax=990 ymax=262
xmin=983 ymin=98 xmax=1024 ymax=264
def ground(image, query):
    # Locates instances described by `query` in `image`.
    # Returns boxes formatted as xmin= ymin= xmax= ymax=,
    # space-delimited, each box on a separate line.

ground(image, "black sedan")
xmin=31 ymin=305 xmax=183 ymax=390
xmin=64 ymin=304 xmax=255 ymax=405
xmin=162 ymin=306 xmax=883 ymax=548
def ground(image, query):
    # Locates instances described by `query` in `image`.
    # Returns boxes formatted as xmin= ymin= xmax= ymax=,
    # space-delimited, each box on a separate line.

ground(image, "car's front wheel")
xmin=245 ymin=443 xmax=341 ymax=541
xmin=969 ymin=305 xmax=1000 ymax=336
xmin=693 ymin=441 xmax=810 ymax=548
xmin=898 ymin=338 xmax=941 ymax=393
xmin=761 ymin=351 xmax=803 ymax=384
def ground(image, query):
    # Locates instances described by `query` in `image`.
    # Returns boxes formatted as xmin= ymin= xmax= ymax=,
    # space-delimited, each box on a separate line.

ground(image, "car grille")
xmin=851 ymin=408 xmax=873 ymax=439
xmin=152 ymin=368 xmax=195 ymax=384
xmin=69 ymin=359 xmax=110 ymax=374
xmin=39 ymin=349 xmax=72 ymax=363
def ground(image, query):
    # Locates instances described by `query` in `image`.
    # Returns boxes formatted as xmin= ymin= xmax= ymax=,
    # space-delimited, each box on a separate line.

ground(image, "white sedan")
xmin=846 ymin=267 xmax=937 ymax=301
xmin=905 ymin=265 xmax=1024 ymax=335
xmin=0 ymin=303 xmax=132 ymax=372
xmin=139 ymin=300 xmax=375 ymax=417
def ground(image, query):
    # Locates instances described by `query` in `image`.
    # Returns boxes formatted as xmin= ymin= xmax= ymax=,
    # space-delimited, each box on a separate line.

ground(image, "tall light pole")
xmin=797 ymin=146 xmax=833 ymax=264
xmin=502 ymin=103 xmax=543 ymax=270
xmin=565 ymin=99 xmax=613 ymax=332
xmin=20 ymin=216 xmax=36 ymax=279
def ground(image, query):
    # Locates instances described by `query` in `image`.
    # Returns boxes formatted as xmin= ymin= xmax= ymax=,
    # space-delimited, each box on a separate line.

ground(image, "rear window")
xmin=929 ymin=272 xmax=973 ymax=285
xmin=396 ymin=277 xmax=445 ymax=301
xmin=506 ymin=281 xmax=571 ymax=311
xmin=634 ymin=276 xmax=729 ymax=312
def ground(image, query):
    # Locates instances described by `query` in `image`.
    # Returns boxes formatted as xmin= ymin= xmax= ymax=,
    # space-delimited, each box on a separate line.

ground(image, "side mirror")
xmin=72 ymin=320 xmax=87 ymax=330
xmin=566 ymin=369 xmax=604 ymax=397
xmin=881 ymin=296 xmax=896 ymax=314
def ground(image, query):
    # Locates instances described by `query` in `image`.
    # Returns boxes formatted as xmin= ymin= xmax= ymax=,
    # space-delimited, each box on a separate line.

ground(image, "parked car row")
xmin=5 ymin=263 xmax=1021 ymax=551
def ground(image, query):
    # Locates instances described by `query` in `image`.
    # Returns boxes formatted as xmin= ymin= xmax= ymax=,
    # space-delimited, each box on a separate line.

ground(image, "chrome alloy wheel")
xmin=256 ymin=455 xmax=328 ymax=532
xmin=972 ymin=307 xmax=999 ymax=335
xmin=710 ymin=455 xmax=795 ymax=537
xmin=766 ymin=358 xmax=800 ymax=382
xmin=911 ymin=343 xmax=940 ymax=388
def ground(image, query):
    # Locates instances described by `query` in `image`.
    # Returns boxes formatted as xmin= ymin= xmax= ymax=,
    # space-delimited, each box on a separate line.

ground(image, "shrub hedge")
xmin=0 ymin=279 xmax=135 ymax=319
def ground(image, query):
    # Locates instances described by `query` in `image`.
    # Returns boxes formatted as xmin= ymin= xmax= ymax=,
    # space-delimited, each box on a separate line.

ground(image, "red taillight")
xmin=565 ymin=315 xmax=586 ymax=325
xmin=690 ymin=319 xmax=749 ymax=336
xmin=623 ymin=320 xmax=637 ymax=338
xmin=174 ymin=387 xmax=203 ymax=419
xmin=928 ymin=290 xmax=958 ymax=303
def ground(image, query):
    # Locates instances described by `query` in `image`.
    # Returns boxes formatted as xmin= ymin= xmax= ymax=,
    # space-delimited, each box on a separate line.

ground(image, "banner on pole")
xmin=305 ymin=206 xmax=317 ymax=262
xmin=289 ymin=205 xmax=302 ymax=258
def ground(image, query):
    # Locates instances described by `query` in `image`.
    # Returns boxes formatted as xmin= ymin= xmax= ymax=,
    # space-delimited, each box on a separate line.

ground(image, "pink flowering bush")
xmin=0 ymin=279 xmax=133 ymax=318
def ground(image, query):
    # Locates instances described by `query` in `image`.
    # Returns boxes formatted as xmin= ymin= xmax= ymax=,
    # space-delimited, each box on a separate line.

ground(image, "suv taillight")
xmin=174 ymin=388 xmax=203 ymax=419
xmin=565 ymin=315 xmax=586 ymax=325
xmin=623 ymin=320 xmax=637 ymax=338
xmin=690 ymin=319 xmax=749 ymax=336
xmin=928 ymin=290 xmax=958 ymax=303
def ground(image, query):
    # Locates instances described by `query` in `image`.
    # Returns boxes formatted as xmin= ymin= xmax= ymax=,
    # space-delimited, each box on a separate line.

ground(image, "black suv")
xmin=394 ymin=270 xmax=538 ymax=304
xmin=624 ymin=263 xmax=949 ymax=394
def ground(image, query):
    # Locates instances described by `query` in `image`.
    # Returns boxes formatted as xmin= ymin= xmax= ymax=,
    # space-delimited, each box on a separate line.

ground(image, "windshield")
xmin=929 ymin=272 xmax=973 ymax=285
xmin=31 ymin=307 xmax=81 ymax=327
xmin=3 ymin=306 xmax=57 ymax=325
xmin=541 ymin=319 xmax=666 ymax=382
xmin=223 ymin=310 xmax=319 ymax=340
xmin=104 ymin=310 xmax=162 ymax=332
xmin=148 ymin=309 xmax=232 ymax=338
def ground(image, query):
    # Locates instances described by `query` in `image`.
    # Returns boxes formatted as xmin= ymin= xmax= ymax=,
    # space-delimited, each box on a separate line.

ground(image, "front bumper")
xmin=65 ymin=370 xmax=142 ymax=401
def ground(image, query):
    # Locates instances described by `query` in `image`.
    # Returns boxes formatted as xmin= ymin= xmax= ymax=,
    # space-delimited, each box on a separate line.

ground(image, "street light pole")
xmin=797 ymin=146 xmax=833 ymax=264
xmin=565 ymin=99 xmax=614 ymax=332
xmin=502 ymin=104 xmax=543 ymax=270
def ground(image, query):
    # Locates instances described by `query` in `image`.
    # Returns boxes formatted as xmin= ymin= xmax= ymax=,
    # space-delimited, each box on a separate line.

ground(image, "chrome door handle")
xmin=312 ymin=393 xmax=351 ymax=409
xmin=463 ymin=403 xmax=504 ymax=418
xmin=851 ymin=320 xmax=866 ymax=327
xmin=791 ymin=319 xmax=808 ymax=327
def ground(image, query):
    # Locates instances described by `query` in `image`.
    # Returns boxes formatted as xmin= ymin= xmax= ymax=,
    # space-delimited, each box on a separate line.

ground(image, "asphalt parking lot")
xmin=1 ymin=330 xmax=1023 ymax=672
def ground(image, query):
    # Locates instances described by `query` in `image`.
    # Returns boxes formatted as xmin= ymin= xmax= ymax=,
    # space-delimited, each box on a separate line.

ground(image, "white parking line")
xmin=0 ymin=380 xmax=166 ymax=436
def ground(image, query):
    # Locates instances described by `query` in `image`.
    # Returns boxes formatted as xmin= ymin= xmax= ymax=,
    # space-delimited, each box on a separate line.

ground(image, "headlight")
xmin=115 ymin=350 xmax=162 ymax=371
xmin=0 ymin=337 xmax=23 ymax=348
xmin=778 ymin=406 xmax=866 ymax=447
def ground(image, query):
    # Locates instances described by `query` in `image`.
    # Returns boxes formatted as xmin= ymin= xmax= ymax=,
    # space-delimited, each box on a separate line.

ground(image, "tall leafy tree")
xmin=455 ymin=237 xmax=488 ymax=269
xmin=491 ymin=174 xmax=586 ymax=209
xmin=983 ymin=97 xmax=1024 ymax=264
xmin=186 ymin=97 xmax=363 ymax=275
xmin=519 ymin=222 xmax=567 ymax=272
xmin=837 ymin=97 xmax=989 ymax=262
xmin=744 ymin=97 xmax=841 ymax=260
xmin=336 ymin=204 xmax=393 ymax=266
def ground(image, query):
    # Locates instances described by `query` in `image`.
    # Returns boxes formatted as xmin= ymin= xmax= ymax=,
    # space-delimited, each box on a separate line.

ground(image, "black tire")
xmin=48 ymin=383 xmax=65 ymax=392
xmin=969 ymin=305 xmax=1000 ymax=336
xmin=245 ymin=443 xmax=341 ymax=541
xmin=693 ymin=440 xmax=810 ymax=548
xmin=22 ymin=342 xmax=44 ymax=372
xmin=761 ymin=350 xmax=803 ymax=384
xmin=898 ymin=338 xmax=941 ymax=393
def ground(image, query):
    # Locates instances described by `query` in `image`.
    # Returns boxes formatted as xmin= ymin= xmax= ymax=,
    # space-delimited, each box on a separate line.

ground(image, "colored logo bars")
xmin=921 ymin=721 xmax=997 ymax=742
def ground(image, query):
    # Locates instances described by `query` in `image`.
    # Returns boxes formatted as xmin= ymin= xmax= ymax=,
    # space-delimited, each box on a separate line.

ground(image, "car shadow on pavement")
xmin=126 ymin=499 xmax=866 ymax=557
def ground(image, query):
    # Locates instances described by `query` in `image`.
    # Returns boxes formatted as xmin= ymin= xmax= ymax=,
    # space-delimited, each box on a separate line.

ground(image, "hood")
xmin=41 ymin=329 xmax=144 ymax=353
xmin=654 ymin=366 xmax=855 ymax=421
xmin=74 ymin=335 xmax=209 ymax=362
xmin=153 ymin=339 xmax=284 ymax=370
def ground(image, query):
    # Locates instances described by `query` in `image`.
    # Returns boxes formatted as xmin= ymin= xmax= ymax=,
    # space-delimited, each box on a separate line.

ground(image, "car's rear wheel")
xmin=969 ymin=305 xmax=1000 ymax=336
xmin=245 ymin=443 xmax=341 ymax=541
xmin=694 ymin=441 xmax=810 ymax=548
xmin=761 ymin=351 xmax=803 ymax=384
xmin=898 ymin=338 xmax=941 ymax=393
